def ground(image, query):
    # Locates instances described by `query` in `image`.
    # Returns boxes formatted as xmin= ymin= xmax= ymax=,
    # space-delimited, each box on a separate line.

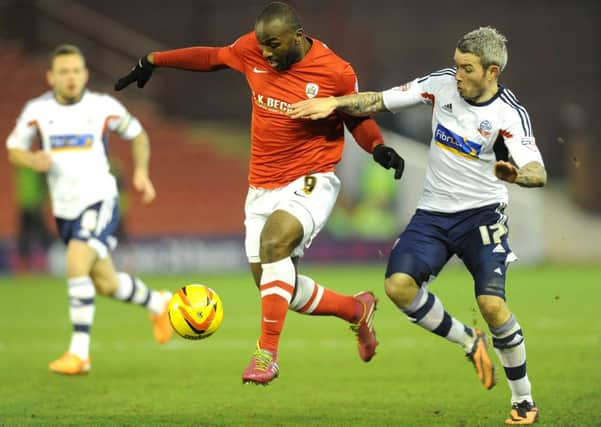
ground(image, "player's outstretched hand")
xmin=494 ymin=160 xmax=518 ymax=183
xmin=288 ymin=97 xmax=337 ymax=120
xmin=373 ymin=144 xmax=405 ymax=180
xmin=133 ymin=169 xmax=156 ymax=204
xmin=114 ymin=55 xmax=155 ymax=91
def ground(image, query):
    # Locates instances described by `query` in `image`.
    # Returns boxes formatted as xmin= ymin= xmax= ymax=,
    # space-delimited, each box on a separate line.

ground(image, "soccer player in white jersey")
xmin=289 ymin=27 xmax=545 ymax=425
xmin=6 ymin=44 xmax=173 ymax=375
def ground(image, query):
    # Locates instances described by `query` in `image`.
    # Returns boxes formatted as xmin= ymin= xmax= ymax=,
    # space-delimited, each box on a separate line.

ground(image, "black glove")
xmin=114 ymin=55 xmax=155 ymax=91
xmin=373 ymin=144 xmax=405 ymax=180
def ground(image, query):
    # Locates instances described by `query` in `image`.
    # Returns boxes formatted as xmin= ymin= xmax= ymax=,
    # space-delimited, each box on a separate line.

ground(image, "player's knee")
xmin=259 ymin=236 xmax=293 ymax=263
xmin=261 ymin=237 xmax=290 ymax=263
xmin=476 ymin=295 xmax=507 ymax=323
xmin=66 ymin=263 xmax=89 ymax=279
xmin=66 ymin=258 xmax=95 ymax=279
xmin=65 ymin=240 xmax=96 ymax=277
xmin=385 ymin=273 xmax=417 ymax=308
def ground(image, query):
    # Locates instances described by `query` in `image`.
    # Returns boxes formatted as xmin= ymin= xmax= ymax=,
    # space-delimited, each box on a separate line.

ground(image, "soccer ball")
xmin=168 ymin=284 xmax=224 ymax=340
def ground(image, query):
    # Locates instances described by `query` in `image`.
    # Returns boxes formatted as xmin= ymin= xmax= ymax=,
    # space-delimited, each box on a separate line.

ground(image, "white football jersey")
xmin=383 ymin=68 xmax=544 ymax=213
xmin=6 ymin=90 xmax=143 ymax=219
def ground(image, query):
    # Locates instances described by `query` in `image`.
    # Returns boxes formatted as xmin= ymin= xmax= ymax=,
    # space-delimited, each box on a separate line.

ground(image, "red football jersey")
xmin=155 ymin=32 xmax=362 ymax=189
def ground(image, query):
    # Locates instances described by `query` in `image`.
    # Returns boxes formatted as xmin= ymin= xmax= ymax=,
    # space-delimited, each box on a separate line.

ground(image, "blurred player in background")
xmin=13 ymin=166 xmax=53 ymax=272
xmin=116 ymin=1 xmax=404 ymax=385
xmin=6 ymin=44 xmax=173 ymax=375
xmin=290 ymin=27 xmax=545 ymax=425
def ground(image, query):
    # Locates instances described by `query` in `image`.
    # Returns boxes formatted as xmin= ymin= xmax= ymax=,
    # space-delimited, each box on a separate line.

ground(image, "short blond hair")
xmin=457 ymin=27 xmax=508 ymax=72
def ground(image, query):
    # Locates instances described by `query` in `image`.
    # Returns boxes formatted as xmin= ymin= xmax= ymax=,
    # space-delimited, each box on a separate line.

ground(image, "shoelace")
xmin=253 ymin=349 xmax=273 ymax=372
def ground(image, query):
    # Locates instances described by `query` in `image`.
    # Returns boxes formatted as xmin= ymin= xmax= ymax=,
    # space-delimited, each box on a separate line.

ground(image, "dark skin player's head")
xmin=254 ymin=2 xmax=311 ymax=71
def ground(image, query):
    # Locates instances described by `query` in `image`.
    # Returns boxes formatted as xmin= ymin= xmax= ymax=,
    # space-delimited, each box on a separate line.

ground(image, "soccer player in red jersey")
xmin=115 ymin=1 xmax=404 ymax=385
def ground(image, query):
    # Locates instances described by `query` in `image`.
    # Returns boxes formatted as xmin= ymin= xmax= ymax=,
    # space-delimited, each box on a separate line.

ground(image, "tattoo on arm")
xmin=515 ymin=161 xmax=547 ymax=188
xmin=336 ymin=92 xmax=386 ymax=115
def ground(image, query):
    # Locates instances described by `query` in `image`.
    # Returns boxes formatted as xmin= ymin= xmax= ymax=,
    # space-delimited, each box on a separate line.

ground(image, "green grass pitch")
xmin=0 ymin=264 xmax=599 ymax=426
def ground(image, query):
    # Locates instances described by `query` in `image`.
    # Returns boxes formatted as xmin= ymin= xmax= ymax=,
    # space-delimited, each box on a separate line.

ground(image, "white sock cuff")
xmin=290 ymin=274 xmax=321 ymax=312
xmin=403 ymin=286 xmax=428 ymax=314
xmin=114 ymin=272 xmax=155 ymax=309
xmin=260 ymin=257 xmax=295 ymax=286
xmin=68 ymin=276 xmax=95 ymax=298
xmin=490 ymin=314 xmax=520 ymax=338
xmin=114 ymin=272 xmax=134 ymax=300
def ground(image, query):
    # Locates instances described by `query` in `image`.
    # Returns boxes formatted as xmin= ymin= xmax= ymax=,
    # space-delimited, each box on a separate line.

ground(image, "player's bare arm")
xmin=335 ymin=91 xmax=387 ymax=116
xmin=8 ymin=148 xmax=52 ymax=172
xmin=494 ymin=160 xmax=547 ymax=188
xmin=289 ymin=91 xmax=387 ymax=120
xmin=288 ymin=96 xmax=338 ymax=120
xmin=131 ymin=130 xmax=156 ymax=203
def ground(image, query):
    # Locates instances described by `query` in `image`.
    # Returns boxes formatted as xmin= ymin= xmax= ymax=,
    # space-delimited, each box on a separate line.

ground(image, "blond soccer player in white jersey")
xmin=289 ymin=27 xmax=545 ymax=425
xmin=6 ymin=45 xmax=173 ymax=375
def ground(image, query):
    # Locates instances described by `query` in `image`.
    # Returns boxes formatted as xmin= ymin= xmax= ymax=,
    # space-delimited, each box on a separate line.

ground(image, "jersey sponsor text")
xmin=434 ymin=124 xmax=481 ymax=160
xmin=50 ymin=134 xmax=94 ymax=151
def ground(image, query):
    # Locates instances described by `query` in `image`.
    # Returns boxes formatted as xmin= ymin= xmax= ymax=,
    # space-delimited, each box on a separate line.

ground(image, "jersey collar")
xmin=53 ymin=89 xmax=87 ymax=106
xmin=464 ymin=84 xmax=504 ymax=107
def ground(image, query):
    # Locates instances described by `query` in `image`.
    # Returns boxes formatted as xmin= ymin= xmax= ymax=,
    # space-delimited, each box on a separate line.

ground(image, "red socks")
xmin=290 ymin=275 xmax=361 ymax=323
xmin=258 ymin=258 xmax=295 ymax=353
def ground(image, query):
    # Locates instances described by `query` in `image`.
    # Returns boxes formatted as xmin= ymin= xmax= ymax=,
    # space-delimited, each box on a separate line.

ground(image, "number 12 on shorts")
xmin=479 ymin=223 xmax=508 ymax=245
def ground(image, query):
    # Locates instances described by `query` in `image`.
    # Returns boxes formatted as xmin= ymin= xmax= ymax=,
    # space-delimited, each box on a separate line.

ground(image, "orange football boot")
xmin=151 ymin=290 xmax=173 ymax=344
xmin=505 ymin=400 xmax=539 ymax=425
xmin=49 ymin=352 xmax=90 ymax=375
xmin=466 ymin=328 xmax=496 ymax=389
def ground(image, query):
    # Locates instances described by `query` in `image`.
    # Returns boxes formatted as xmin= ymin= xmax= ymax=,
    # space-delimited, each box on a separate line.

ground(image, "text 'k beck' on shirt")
xmin=154 ymin=32 xmax=365 ymax=189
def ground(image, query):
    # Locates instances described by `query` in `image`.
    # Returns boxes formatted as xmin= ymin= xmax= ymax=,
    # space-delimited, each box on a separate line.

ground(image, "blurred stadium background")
xmin=1 ymin=0 xmax=600 ymax=274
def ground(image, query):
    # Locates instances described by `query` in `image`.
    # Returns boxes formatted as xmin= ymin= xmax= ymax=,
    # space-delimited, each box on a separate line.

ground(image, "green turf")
xmin=0 ymin=264 xmax=599 ymax=426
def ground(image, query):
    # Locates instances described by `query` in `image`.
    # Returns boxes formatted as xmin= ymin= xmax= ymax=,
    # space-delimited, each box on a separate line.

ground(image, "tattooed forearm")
xmin=335 ymin=92 xmax=387 ymax=115
xmin=515 ymin=161 xmax=547 ymax=187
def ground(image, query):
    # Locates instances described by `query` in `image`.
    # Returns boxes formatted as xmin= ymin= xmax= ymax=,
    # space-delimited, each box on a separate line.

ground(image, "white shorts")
xmin=244 ymin=172 xmax=341 ymax=263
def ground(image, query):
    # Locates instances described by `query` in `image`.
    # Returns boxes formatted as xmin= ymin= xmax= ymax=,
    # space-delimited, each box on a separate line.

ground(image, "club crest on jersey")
xmin=478 ymin=120 xmax=493 ymax=137
xmin=305 ymin=83 xmax=319 ymax=99
xmin=434 ymin=124 xmax=482 ymax=160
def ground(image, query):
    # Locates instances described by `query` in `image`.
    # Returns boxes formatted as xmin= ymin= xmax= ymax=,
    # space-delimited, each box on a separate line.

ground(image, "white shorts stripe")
xmin=95 ymin=198 xmax=115 ymax=235
xmin=88 ymin=238 xmax=109 ymax=259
